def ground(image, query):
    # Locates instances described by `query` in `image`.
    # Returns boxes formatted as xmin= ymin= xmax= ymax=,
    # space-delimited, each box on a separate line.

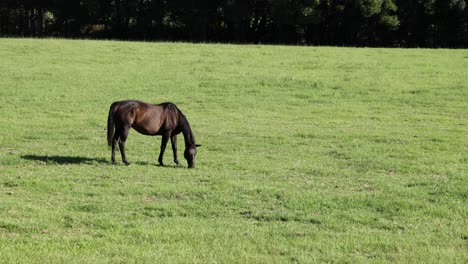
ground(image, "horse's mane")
xmin=174 ymin=105 xmax=196 ymax=146
xmin=154 ymin=102 xmax=196 ymax=146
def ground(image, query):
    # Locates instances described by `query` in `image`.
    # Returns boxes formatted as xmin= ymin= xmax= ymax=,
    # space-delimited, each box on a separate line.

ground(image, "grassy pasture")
xmin=0 ymin=38 xmax=467 ymax=263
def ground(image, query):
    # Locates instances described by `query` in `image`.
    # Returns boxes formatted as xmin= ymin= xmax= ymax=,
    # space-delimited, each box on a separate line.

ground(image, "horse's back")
xmin=110 ymin=100 xmax=181 ymax=135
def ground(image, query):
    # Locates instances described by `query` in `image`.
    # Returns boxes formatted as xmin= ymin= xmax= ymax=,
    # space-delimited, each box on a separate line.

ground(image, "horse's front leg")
xmin=158 ymin=134 xmax=169 ymax=166
xmin=171 ymin=134 xmax=179 ymax=165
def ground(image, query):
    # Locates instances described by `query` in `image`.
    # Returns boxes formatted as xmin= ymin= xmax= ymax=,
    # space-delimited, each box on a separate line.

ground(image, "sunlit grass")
xmin=0 ymin=38 xmax=467 ymax=263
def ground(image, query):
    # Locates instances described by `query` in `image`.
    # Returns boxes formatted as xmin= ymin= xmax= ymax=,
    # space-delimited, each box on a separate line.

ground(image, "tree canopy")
xmin=1 ymin=0 xmax=467 ymax=47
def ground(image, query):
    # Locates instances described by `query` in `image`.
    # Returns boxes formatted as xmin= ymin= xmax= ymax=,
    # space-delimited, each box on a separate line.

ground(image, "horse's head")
xmin=185 ymin=144 xmax=201 ymax=168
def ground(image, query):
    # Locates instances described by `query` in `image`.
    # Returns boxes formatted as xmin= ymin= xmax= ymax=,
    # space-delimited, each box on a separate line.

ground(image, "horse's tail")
xmin=107 ymin=102 xmax=118 ymax=146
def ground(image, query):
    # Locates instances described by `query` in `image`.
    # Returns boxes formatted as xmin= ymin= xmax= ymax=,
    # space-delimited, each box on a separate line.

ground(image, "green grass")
xmin=0 ymin=38 xmax=467 ymax=263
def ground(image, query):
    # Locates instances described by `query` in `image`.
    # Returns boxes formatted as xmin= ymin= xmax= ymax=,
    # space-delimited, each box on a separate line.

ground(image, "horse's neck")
xmin=180 ymin=116 xmax=195 ymax=147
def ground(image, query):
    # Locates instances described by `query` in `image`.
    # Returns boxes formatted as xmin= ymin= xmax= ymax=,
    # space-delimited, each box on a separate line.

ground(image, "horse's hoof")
xmin=124 ymin=162 xmax=130 ymax=166
xmin=174 ymin=160 xmax=179 ymax=165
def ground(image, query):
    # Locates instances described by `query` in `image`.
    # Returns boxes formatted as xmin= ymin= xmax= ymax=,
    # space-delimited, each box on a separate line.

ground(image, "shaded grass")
xmin=0 ymin=38 xmax=467 ymax=263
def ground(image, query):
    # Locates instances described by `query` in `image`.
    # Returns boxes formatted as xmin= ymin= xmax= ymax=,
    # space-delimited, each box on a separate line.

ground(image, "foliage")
xmin=0 ymin=38 xmax=467 ymax=262
xmin=0 ymin=0 xmax=467 ymax=46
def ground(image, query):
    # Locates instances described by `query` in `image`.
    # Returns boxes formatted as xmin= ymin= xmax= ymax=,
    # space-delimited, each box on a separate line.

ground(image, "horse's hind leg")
xmin=118 ymin=126 xmax=130 ymax=166
xmin=111 ymin=130 xmax=120 ymax=164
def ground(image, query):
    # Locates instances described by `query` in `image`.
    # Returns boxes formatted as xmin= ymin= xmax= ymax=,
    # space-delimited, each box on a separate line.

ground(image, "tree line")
xmin=1 ymin=0 xmax=467 ymax=47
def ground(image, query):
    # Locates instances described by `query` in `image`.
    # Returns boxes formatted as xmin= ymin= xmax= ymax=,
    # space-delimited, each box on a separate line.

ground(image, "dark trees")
xmin=0 ymin=0 xmax=466 ymax=47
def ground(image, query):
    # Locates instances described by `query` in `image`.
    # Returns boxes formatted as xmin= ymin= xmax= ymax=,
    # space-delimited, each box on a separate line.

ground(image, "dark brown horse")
xmin=107 ymin=100 xmax=201 ymax=168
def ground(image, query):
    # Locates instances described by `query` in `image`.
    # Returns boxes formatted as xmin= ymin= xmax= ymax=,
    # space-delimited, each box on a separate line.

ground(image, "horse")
xmin=107 ymin=100 xmax=201 ymax=168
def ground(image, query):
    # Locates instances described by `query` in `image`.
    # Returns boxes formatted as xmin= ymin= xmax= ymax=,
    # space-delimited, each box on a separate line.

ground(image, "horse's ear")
xmin=196 ymin=144 xmax=202 ymax=148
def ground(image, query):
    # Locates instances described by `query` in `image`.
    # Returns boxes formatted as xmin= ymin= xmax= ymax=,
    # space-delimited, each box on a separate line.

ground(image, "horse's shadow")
xmin=21 ymin=154 xmax=185 ymax=168
xmin=21 ymin=155 xmax=109 ymax=165
xmin=126 ymin=161 xmax=185 ymax=168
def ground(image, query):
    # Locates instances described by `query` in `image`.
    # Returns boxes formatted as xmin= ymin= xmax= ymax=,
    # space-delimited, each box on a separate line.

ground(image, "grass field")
xmin=0 ymin=38 xmax=467 ymax=263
